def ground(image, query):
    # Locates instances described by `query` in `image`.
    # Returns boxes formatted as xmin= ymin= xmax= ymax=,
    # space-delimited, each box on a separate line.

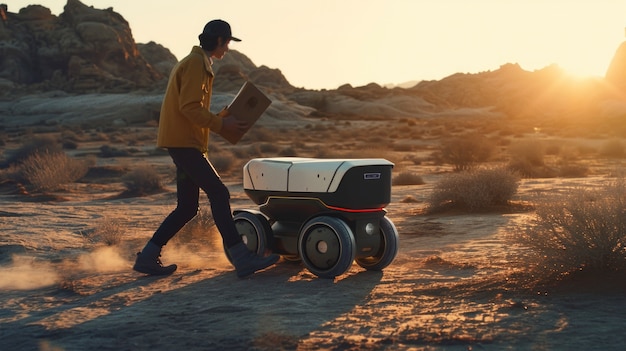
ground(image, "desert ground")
xmin=1 ymin=109 xmax=626 ymax=351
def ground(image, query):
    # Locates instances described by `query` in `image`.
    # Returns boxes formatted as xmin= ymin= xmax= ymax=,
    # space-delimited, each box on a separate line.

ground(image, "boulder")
xmin=0 ymin=0 xmax=165 ymax=94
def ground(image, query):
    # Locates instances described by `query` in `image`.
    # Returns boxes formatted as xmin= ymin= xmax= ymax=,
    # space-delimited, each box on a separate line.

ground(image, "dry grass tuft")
xmin=599 ymin=139 xmax=625 ymax=158
xmin=5 ymin=135 xmax=62 ymax=165
xmin=435 ymin=134 xmax=495 ymax=171
xmin=211 ymin=152 xmax=236 ymax=173
xmin=514 ymin=181 xmax=626 ymax=284
xmin=393 ymin=171 xmax=425 ymax=186
xmin=507 ymin=139 xmax=548 ymax=177
xmin=172 ymin=208 xmax=218 ymax=249
xmin=86 ymin=217 xmax=126 ymax=246
xmin=122 ymin=165 xmax=163 ymax=196
xmin=19 ymin=151 xmax=90 ymax=192
xmin=427 ymin=166 xmax=519 ymax=212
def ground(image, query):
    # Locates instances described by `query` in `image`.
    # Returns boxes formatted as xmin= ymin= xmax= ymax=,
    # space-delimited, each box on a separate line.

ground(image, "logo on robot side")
xmin=364 ymin=173 xmax=381 ymax=180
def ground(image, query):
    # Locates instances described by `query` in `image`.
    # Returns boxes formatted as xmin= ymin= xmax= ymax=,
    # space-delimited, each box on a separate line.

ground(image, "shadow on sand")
xmin=4 ymin=262 xmax=382 ymax=350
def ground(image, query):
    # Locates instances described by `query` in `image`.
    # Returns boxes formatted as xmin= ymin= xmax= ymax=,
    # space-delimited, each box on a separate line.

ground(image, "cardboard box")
xmin=221 ymin=81 xmax=272 ymax=144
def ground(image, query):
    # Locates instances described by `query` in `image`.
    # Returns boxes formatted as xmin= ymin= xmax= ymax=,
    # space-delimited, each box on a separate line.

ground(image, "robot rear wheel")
xmin=226 ymin=211 xmax=273 ymax=263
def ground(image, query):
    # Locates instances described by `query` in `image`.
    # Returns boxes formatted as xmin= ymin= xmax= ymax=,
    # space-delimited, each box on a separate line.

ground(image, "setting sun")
xmin=8 ymin=0 xmax=626 ymax=89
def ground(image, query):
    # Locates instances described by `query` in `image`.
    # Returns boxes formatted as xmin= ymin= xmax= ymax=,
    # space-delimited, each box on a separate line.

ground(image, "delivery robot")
xmin=229 ymin=157 xmax=399 ymax=278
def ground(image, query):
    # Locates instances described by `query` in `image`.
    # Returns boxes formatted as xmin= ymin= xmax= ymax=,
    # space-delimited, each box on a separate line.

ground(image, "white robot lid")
xmin=243 ymin=157 xmax=393 ymax=193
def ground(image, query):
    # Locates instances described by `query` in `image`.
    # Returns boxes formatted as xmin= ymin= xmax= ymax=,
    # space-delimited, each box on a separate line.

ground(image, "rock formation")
xmin=606 ymin=40 xmax=626 ymax=91
xmin=0 ymin=0 xmax=174 ymax=94
xmin=0 ymin=1 xmax=624 ymax=130
xmin=210 ymin=50 xmax=295 ymax=93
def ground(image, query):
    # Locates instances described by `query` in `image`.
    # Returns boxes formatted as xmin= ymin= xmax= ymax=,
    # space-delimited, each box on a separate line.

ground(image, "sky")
xmin=7 ymin=0 xmax=626 ymax=90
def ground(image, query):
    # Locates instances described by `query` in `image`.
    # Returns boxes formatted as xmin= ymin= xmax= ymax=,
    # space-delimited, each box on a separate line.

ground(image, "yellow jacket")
xmin=157 ymin=46 xmax=223 ymax=153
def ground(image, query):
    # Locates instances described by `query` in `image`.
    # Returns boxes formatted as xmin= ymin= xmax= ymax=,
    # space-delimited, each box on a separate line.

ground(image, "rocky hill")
xmin=0 ymin=0 xmax=170 ymax=94
xmin=1 ymin=0 xmax=626 ymax=132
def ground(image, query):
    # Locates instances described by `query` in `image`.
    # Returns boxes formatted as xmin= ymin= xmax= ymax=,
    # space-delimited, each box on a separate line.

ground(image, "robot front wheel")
xmin=298 ymin=216 xmax=356 ymax=279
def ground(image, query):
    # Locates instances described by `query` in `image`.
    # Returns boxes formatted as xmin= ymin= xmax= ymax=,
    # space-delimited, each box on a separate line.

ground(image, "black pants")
xmin=150 ymin=148 xmax=241 ymax=249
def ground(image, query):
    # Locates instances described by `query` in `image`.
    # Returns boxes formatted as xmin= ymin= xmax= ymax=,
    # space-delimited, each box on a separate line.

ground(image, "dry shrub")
xmin=6 ymin=135 xmax=62 ymax=165
xmin=122 ymin=165 xmax=163 ymax=195
xmin=87 ymin=217 xmax=125 ymax=246
xmin=599 ymin=139 xmax=625 ymax=158
xmin=99 ymin=145 xmax=131 ymax=158
xmin=172 ymin=208 xmax=218 ymax=247
xmin=436 ymin=134 xmax=494 ymax=171
xmin=428 ymin=166 xmax=519 ymax=212
xmin=237 ymin=144 xmax=264 ymax=159
xmin=258 ymin=142 xmax=280 ymax=154
xmin=556 ymin=163 xmax=588 ymax=178
xmin=19 ymin=151 xmax=89 ymax=191
xmin=211 ymin=152 xmax=235 ymax=173
xmin=509 ymin=139 xmax=545 ymax=164
xmin=278 ymin=146 xmax=299 ymax=156
xmin=507 ymin=139 xmax=546 ymax=177
xmin=515 ymin=181 xmax=626 ymax=283
xmin=393 ymin=172 xmax=424 ymax=186
xmin=392 ymin=143 xmax=415 ymax=152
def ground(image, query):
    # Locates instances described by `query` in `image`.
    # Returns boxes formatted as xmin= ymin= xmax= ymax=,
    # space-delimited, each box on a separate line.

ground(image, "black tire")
xmin=226 ymin=211 xmax=272 ymax=263
xmin=282 ymin=255 xmax=302 ymax=263
xmin=355 ymin=216 xmax=399 ymax=271
xmin=298 ymin=216 xmax=356 ymax=278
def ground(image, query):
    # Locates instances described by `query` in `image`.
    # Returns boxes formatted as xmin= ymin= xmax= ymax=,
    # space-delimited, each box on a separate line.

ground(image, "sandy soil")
xmin=2 ymin=163 xmax=626 ymax=351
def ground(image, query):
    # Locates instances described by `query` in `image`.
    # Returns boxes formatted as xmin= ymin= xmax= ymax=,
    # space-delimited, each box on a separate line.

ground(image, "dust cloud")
xmin=0 ymin=246 xmax=130 ymax=290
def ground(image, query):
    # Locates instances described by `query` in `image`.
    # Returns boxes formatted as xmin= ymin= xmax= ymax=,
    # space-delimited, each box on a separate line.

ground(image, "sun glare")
xmin=560 ymin=59 xmax=610 ymax=79
xmin=5 ymin=0 xmax=626 ymax=89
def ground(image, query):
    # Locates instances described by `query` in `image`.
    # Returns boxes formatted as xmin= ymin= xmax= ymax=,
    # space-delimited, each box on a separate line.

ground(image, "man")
xmin=133 ymin=19 xmax=279 ymax=278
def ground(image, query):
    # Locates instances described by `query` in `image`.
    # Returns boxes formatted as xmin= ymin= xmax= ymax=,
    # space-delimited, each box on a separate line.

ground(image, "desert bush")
xmin=87 ymin=217 xmax=125 ymax=246
xmin=19 ymin=151 xmax=89 ymax=191
xmin=436 ymin=134 xmax=494 ymax=171
xmin=507 ymin=140 xmax=551 ymax=177
xmin=100 ymin=145 xmax=131 ymax=158
xmin=211 ymin=153 xmax=235 ymax=173
xmin=599 ymin=139 xmax=625 ymax=158
xmin=508 ymin=139 xmax=544 ymax=166
xmin=258 ymin=143 xmax=280 ymax=154
xmin=515 ymin=181 xmax=626 ymax=282
xmin=427 ymin=166 xmax=519 ymax=212
xmin=556 ymin=163 xmax=588 ymax=178
xmin=6 ymin=135 xmax=62 ymax=165
xmin=278 ymin=146 xmax=299 ymax=157
xmin=507 ymin=159 xmax=557 ymax=178
xmin=173 ymin=208 xmax=216 ymax=245
xmin=544 ymin=142 xmax=561 ymax=156
xmin=122 ymin=165 xmax=163 ymax=195
xmin=393 ymin=172 xmax=424 ymax=186
xmin=246 ymin=126 xmax=274 ymax=142
xmin=392 ymin=143 xmax=414 ymax=152
xmin=61 ymin=129 xmax=83 ymax=142
xmin=62 ymin=140 xmax=79 ymax=150
xmin=242 ymin=144 xmax=267 ymax=158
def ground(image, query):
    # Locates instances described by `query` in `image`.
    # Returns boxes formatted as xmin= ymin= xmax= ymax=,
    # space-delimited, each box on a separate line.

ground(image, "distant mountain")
xmin=606 ymin=41 xmax=626 ymax=91
xmin=1 ymin=0 xmax=625 ymax=129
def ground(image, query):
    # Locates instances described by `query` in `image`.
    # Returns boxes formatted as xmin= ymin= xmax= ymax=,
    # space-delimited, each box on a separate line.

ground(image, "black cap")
xmin=201 ymin=19 xmax=241 ymax=42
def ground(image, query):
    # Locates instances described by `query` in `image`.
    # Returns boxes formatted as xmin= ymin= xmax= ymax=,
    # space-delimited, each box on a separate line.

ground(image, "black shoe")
xmin=228 ymin=243 xmax=279 ymax=278
xmin=133 ymin=252 xmax=177 ymax=275
xmin=133 ymin=241 xmax=177 ymax=276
